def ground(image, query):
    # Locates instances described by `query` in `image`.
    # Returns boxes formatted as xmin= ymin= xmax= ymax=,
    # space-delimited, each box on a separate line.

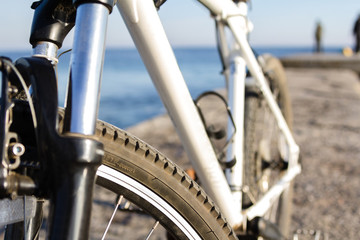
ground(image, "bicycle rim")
xmin=94 ymin=165 xmax=201 ymax=239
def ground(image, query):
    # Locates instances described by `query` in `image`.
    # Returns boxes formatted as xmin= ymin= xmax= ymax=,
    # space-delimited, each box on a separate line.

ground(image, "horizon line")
xmin=0 ymin=44 xmax=347 ymax=53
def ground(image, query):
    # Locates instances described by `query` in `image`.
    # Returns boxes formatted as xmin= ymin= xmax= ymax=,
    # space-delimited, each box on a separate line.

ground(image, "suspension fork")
xmin=31 ymin=0 xmax=113 ymax=134
xmin=51 ymin=1 xmax=112 ymax=238
xmin=28 ymin=0 xmax=113 ymax=239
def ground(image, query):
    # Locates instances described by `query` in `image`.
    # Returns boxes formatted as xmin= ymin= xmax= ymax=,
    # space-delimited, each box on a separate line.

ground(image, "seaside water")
xmin=1 ymin=46 xmax=343 ymax=128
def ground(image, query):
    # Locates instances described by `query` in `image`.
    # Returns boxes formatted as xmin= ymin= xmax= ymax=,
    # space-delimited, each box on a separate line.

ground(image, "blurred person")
xmin=315 ymin=21 xmax=323 ymax=53
xmin=353 ymin=15 xmax=360 ymax=53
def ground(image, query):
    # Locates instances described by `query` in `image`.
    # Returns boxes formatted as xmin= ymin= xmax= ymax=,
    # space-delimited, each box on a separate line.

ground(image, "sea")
xmin=0 ymin=46 xmax=343 ymax=129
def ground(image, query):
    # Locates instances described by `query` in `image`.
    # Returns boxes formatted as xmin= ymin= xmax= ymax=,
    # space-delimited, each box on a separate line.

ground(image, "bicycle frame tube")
xmin=201 ymin=0 xmax=301 ymax=220
xmin=225 ymin=53 xmax=246 ymax=207
xmin=214 ymin=2 xmax=250 ymax=211
xmin=225 ymin=16 xmax=301 ymax=218
xmin=225 ymin=10 xmax=300 ymax=167
xmin=116 ymin=0 xmax=300 ymax=230
xmin=116 ymin=0 xmax=243 ymax=228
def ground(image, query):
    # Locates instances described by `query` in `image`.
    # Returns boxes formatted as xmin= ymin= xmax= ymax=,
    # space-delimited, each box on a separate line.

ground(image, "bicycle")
xmin=0 ymin=0 xmax=301 ymax=239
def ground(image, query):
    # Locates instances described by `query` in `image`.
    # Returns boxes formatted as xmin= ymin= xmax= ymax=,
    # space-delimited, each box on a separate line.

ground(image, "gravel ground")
xmin=287 ymin=68 xmax=360 ymax=240
xmin=128 ymin=68 xmax=360 ymax=239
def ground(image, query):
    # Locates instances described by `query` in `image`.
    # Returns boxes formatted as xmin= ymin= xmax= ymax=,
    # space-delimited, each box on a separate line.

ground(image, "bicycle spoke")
xmin=101 ymin=195 xmax=123 ymax=240
xmin=145 ymin=220 xmax=159 ymax=240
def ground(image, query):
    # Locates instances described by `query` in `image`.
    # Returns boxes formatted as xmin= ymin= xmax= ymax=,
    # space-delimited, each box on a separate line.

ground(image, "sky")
xmin=0 ymin=0 xmax=359 ymax=51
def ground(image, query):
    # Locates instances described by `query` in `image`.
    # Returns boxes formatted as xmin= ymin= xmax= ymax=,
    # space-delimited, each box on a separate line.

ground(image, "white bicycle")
xmin=0 ymin=0 xmax=300 ymax=239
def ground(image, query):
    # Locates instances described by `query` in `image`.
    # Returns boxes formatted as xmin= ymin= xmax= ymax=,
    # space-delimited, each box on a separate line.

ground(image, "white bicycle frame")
xmin=116 ymin=0 xmax=301 ymax=230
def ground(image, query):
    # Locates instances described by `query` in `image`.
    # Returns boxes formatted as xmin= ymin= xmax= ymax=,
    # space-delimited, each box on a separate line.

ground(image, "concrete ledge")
xmin=280 ymin=54 xmax=360 ymax=74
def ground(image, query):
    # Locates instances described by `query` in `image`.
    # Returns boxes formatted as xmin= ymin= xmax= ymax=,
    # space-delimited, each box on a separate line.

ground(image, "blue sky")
xmin=0 ymin=0 xmax=359 ymax=50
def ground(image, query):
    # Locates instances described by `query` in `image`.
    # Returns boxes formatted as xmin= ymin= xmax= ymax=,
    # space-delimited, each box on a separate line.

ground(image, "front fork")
xmin=50 ymin=4 xmax=111 ymax=238
xmin=25 ymin=0 xmax=112 ymax=239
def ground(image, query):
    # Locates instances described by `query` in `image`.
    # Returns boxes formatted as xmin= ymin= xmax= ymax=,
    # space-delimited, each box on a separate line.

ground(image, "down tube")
xmin=116 ymin=0 xmax=242 ymax=228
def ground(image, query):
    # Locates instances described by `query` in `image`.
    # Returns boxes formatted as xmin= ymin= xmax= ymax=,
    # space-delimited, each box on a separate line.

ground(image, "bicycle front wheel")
xmin=91 ymin=120 xmax=238 ymax=240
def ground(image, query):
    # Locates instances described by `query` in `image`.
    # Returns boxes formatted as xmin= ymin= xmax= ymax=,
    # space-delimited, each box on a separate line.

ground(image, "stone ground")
xmin=127 ymin=68 xmax=360 ymax=239
xmin=286 ymin=68 xmax=360 ymax=240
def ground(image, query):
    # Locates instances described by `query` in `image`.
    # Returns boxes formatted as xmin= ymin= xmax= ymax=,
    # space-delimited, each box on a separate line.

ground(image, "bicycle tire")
xmin=1 ymin=113 xmax=237 ymax=239
xmin=91 ymin=119 xmax=238 ymax=240
xmin=243 ymin=54 xmax=293 ymax=238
